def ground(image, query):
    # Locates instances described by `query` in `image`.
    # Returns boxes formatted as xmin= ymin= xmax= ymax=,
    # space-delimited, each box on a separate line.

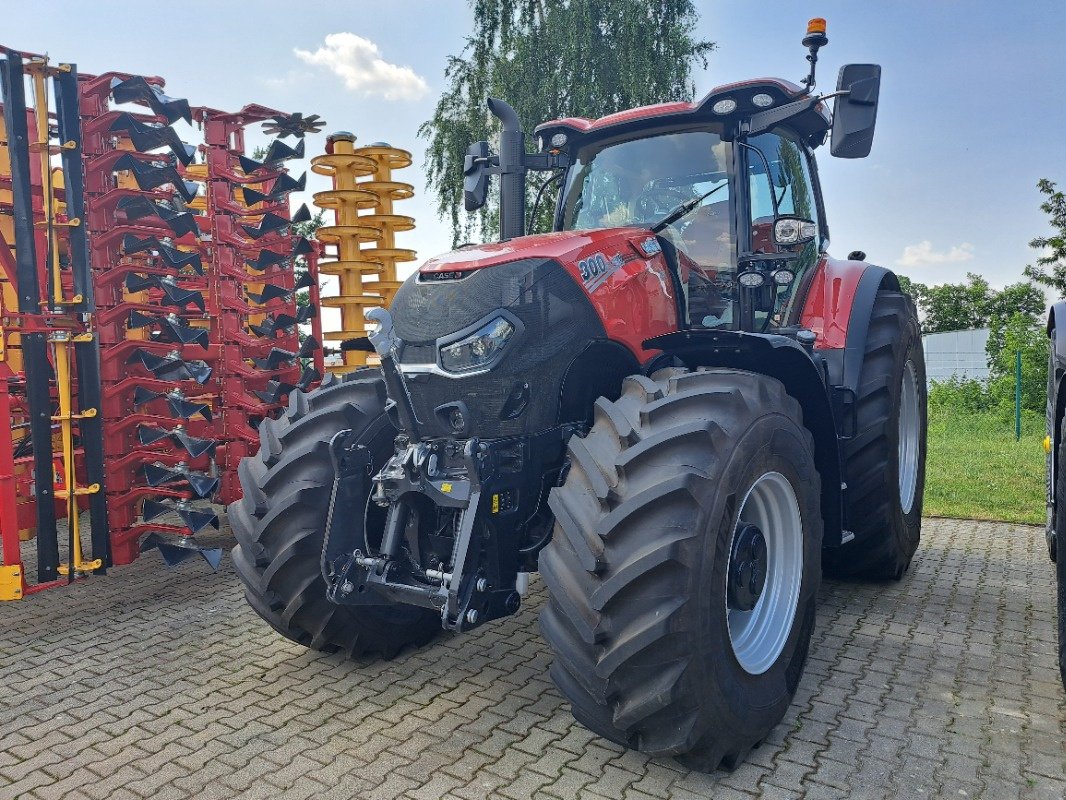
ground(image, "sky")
xmin=5 ymin=1 xmax=1065 ymax=297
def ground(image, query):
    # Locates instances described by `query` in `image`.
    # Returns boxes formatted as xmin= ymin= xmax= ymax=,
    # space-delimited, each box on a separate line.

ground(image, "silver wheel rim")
xmin=726 ymin=471 xmax=804 ymax=675
xmin=898 ymin=360 xmax=920 ymax=515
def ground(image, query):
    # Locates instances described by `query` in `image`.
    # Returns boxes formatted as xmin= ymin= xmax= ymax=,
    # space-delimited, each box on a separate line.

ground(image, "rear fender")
xmin=644 ymin=329 xmax=844 ymax=547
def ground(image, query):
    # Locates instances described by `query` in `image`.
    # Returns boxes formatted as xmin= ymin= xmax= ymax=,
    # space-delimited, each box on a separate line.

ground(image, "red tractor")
xmin=229 ymin=22 xmax=927 ymax=770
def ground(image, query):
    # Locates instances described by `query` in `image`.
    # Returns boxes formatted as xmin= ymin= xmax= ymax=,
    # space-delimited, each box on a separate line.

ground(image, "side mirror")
xmin=830 ymin=63 xmax=881 ymax=159
xmin=773 ymin=216 xmax=818 ymax=246
xmin=463 ymin=141 xmax=492 ymax=211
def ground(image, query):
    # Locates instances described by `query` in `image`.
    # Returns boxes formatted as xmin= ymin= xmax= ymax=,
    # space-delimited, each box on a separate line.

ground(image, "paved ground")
xmin=2 ymin=518 xmax=1064 ymax=800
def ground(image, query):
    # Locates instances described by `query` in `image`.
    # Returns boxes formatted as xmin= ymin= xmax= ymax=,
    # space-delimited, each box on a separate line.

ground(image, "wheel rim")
xmin=726 ymin=471 xmax=804 ymax=675
xmin=898 ymin=360 xmax=920 ymax=515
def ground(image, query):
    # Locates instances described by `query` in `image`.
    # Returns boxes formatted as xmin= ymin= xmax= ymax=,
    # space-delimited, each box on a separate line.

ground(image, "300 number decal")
xmin=578 ymin=253 xmax=610 ymax=281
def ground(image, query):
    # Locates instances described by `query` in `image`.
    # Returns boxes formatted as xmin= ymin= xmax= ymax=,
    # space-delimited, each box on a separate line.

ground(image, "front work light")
xmin=738 ymin=271 xmax=766 ymax=288
xmin=440 ymin=316 xmax=516 ymax=373
xmin=712 ymin=98 xmax=737 ymax=115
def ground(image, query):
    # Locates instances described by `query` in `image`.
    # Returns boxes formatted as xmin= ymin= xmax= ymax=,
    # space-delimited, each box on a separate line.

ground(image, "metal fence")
xmin=922 ymin=328 xmax=990 ymax=384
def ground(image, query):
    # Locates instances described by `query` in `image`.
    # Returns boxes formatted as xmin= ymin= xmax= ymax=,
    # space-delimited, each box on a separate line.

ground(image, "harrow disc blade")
xmin=160 ymin=319 xmax=210 ymax=350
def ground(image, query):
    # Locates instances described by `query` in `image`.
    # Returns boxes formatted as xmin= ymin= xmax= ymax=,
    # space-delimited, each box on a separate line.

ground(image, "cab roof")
xmin=534 ymin=78 xmax=832 ymax=150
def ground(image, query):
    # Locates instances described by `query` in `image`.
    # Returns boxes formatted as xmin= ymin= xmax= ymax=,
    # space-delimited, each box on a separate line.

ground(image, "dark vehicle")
xmin=229 ymin=20 xmax=927 ymax=770
xmin=1045 ymin=304 xmax=1066 ymax=688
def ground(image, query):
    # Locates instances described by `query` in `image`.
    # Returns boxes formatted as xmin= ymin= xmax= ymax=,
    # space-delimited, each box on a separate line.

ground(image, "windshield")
xmin=560 ymin=129 xmax=737 ymax=327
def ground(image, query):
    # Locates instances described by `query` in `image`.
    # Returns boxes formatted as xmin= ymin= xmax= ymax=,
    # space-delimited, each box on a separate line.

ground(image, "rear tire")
xmin=824 ymin=290 xmax=927 ymax=580
xmin=1055 ymin=416 xmax=1066 ymax=689
xmin=228 ymin=371 xmax=439 ymax=658
xmin=540 ymin=369 xmax=822 ymax=772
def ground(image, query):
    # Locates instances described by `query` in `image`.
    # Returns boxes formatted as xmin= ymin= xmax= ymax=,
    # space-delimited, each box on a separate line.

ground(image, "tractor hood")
xmin=419 ymin=227 xmax=655 ymax=276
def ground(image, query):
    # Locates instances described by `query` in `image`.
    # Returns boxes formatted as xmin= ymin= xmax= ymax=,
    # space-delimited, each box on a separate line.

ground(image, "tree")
xmin=1023 ymin=178 xmax=1066 ymax=295
xmin=419 ymin=0 xmax=714 ymax=245
xmin=896 ymin=272 xmax=1045 ymax=339
xmin=987 ymin=312 xmax=1049 ymax=415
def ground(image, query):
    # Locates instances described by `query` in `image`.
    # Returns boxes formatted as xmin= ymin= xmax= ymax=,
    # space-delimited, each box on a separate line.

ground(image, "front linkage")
xmin=322 ymin=309 xmax=576 ymax=631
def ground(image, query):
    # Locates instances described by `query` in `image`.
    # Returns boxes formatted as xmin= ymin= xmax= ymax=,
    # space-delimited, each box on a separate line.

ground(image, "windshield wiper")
xmin=650 ymin=182 xmax=728 ymax=234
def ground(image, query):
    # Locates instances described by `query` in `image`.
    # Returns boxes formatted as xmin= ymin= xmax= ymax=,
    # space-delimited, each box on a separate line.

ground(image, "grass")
xmin=924 ymin=405 xmax=1045 ymax=525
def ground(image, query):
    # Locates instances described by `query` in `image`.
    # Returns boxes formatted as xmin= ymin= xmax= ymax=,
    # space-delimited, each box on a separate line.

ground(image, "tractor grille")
xmin=392 ymin=258 xmax=603 ymax=438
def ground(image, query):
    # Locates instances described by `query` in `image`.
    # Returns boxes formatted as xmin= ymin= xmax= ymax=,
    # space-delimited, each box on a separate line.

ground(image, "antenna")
xmin=800 ymin=18 xmax=829 ymax=92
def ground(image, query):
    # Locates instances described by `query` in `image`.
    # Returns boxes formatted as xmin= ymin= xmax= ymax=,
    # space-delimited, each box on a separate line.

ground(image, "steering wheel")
xmin=633 ymin=186 xmax=687 ymax=223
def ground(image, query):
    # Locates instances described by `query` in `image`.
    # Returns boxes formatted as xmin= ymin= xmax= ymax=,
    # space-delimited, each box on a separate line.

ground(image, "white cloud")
xmin=896 ymin=240 xmax=975 ymax=267
xmin=294 ymin=33 xmax=428 ymax=101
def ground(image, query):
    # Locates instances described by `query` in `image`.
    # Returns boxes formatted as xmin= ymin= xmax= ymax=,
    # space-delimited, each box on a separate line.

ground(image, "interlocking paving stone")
xmin=2 ymin=519 xmax=1065 ymax=799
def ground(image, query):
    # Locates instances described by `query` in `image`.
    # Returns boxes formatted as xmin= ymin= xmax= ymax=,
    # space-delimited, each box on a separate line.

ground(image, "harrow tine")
xmin=109 ymin=76 xmax=192 ymax=124
xmin=295 ymin=365 xmax=321 ymax=391
xmin=125 ymin=272 xmax=159 ymax=293
xmin=142 ymin=499 xmax=219 ymax=533
xmin=136 ymin=424 xmax=172 ymax=446
xmin=254 ymin=380 xmax=296 ymax=404
xmin=297 ymin=336 xmax=319 ymax=359
xmin=241 ymin=212 xmax=290 ymax=240
xmin=112 ymin=153 xmax=197 ymax=202
xmin=167 ymin=394 xmax=213 ymax=422
xmin=142 ymin=462 xmax=181 ymax=487
xmin=246 ymin=284 xmax=290 ymax=305
xmin=274 ymin=172 xmax=307 ymax=195
xmin=123 ymin=233 xmax=204 ymax=271
xmin=117 ymin=196 xmax=200 ymax=238
xmin=295 ymin=303 xmax=315 ymax=324
xmin=264 ymin=138 xmax=305 ymax=163
xmin=247 ymin=250 xmax=288 ymax=271
xmin=139 ymin=533 xmax=224 ymax=571
xmin=241 ymin=186 xmax=268 ymax=206
xmin=250 ymin=348 xmax=296 ymax=370
xmin=290 ymin=202 xmax=312 ymax=224
xmin=159 ymin=316 xmax=210 ymax=350
xmin=133 ymin=385 xmax=165 ymax=407
xmin=109 ymin=113 xmax=196 ymax=165
xmin=291 ymin=237 xmax=313 ymax=257
xmin=157 ymin=277 xmax=206 ymax=311
xmin=293 ymin=271 xmax=314 ymax=291
xmin=185 ymin=472 xmax=220 ymax=498
xmin=171 ymin=428 xmax=217 ymax=459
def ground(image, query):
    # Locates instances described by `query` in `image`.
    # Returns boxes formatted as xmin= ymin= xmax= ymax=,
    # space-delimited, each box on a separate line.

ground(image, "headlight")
xmin=439 ymin=316 xmax=516 ymax=373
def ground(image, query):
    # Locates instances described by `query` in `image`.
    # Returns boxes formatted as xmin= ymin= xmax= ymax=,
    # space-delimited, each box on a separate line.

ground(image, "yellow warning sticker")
xmin=441 ymin=482 xmax=453 ymax=493
xmin=492 ymin=494 xmax=500 ymax=514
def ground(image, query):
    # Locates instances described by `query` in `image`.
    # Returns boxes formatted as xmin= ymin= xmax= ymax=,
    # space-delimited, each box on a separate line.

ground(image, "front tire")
xmin=228 ymin=371 xmax=439 ymax=658
xmin=540 ymin=369 xmax=822 ymax=772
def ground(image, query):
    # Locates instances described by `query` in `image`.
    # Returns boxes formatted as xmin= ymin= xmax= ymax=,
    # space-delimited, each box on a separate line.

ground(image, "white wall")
xmin=922 ymin=328 xmax=990 ymax=384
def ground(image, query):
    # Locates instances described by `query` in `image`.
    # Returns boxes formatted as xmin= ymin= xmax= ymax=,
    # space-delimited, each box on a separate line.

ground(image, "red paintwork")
xmin=421 ymin=228 xmax=678 ymax=362
xmin=799 ymin=255 xmax=870 ymax=349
